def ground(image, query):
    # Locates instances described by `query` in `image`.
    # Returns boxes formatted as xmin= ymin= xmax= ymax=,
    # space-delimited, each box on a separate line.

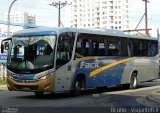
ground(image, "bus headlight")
xmin=8 ymin=75 xmax=13 ymax=79
xmin=40 ymin=75 xmax=48 ymax=80
xmin=39 ymin=73 xmax=52 ymax=80
xmin=35 ymin=72 xmax=54 ymax=80
xmin=7 ymin=71 xmax=14 ymax=79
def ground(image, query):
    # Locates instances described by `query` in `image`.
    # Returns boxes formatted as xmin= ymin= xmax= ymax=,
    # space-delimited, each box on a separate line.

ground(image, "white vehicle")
xmin=2 ymin=27 xmax=159 ymax=96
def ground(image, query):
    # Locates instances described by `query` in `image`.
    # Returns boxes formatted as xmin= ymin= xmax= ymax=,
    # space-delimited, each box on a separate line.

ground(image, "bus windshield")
xmin=7 ymin=35 xmax=56 ymax=74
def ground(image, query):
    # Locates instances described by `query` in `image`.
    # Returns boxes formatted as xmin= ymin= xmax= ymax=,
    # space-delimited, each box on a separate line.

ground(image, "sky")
xmin=130 ymin=0 xmax=160 ymax=36
xmin=0 ymin=0 xmax=160 ymax=37
xmin=0 ymin=0 xmax=72 ymax=26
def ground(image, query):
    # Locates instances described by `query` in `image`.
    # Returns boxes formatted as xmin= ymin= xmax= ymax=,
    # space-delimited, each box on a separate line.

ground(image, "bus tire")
xmin=129 ymin=73 xmax=138 ymax=89
xmin=71 ymin=77 xmax=85 ymax=96
xmin=34 ymin=92 xmax=44 ymax=97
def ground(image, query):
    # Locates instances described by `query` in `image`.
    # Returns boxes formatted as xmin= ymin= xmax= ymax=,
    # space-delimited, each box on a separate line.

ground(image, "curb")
xmin=146 ymin=94 xmax=160 ymax=104
xmin=0 ymin=85 xmax=7 ymax=91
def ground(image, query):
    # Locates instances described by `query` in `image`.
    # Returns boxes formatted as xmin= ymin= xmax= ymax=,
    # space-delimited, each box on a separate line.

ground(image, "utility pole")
xmin=143 ymin=0 xmax=149 ymax=36
xmin=49 ymin=1 xmax=71 ymax=27
xmin=124 ymin=0 xmax=151 ymax=36
xmin=157 ymin=28 xmax=159 ymax=41
xmin=7 ymin=0 xmax=17 ymax=38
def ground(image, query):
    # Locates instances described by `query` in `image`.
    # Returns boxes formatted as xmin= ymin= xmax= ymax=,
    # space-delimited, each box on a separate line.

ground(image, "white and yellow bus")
xmin=2 ymin=27 xmax=159 ymax=96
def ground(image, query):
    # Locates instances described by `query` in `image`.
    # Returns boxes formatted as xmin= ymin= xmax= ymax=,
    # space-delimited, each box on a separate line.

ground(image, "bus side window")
xmin=93 ymin=38 xmax=105 ymax=56
xmin=76 ymin=34 xmax=106 ymax=57
xmin=56 ymin=32 xmax=74 ymax=69
xmin=121 ymin=38 xmax=129 ymax=56
xmin=149 ymin=41 xmax=158 ymax=56
xmin=75 ymin=34 xmax=90 ymax=58
xmin=133 ymin=39 xmax=141 ymax=56
xmin=141 ymin=40 xmax=149 ymax=56
xmin=108 ymin=38 xmax=121 ymax=56
xmin=128 ymin=39 xmax=134 ymax=56
xmin=75 ymin=37 xmax=85 ymax=58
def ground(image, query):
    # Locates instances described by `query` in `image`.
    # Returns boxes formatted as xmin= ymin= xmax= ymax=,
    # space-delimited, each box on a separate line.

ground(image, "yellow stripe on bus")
xmin=89 ymin=57 xmax=135 ymax=77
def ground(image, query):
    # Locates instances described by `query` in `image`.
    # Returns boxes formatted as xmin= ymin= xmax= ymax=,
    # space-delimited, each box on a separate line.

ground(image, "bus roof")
xmin=13 ymin=27 xmax=158 ymax=41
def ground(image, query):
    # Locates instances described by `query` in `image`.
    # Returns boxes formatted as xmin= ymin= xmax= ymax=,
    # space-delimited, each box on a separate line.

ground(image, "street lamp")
xmin=7 ymin=0 xmax=17 ymax=38
xmin=49 ymin=1 xmax=71 ymax=27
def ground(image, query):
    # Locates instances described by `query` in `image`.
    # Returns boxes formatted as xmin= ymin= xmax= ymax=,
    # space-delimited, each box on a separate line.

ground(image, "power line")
xmin=124 ymin=0 xmax=150 ymax=36
xmin=149 ymin=2 xmax=160 ymax=8
xmin=49 ymin=1 xmax=71 ymax=27
xmin=150 ymin=0 xmax=160 ymax=4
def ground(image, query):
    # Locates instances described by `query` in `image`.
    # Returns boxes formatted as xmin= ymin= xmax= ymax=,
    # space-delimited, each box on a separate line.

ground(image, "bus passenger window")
xmin=75 ymin=39 xmax=84 ymax=58
xmin=56 ymin=32 xmax=74 ymax=69
xmin=94 ymin=43 xmax=99 ymax=55
xmin=141 ymin=40 xmax=149 ymax=56
xmin=133 ymin=40 xmax=141 ymax=56
xmin=149 ymin=41 xmax=158 ymax=56
xmin=108 ymin=39 xmax=121 ymax=56
xmin=93 ymin=42 xmax=105 ymax=56
xmin=75 ymin=37 xmax=89 ymax=58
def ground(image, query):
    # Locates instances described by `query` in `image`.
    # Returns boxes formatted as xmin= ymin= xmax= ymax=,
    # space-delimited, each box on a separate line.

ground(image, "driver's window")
xmin=12 ymin=45 xmax=24 ymax=61
xmin=56 ymin=32 xmax=75 ymax=69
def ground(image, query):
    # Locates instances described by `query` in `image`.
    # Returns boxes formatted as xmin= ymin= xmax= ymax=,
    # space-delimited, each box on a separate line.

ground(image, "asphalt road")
xmin=0 ymin=80 xmax=160 ymax=113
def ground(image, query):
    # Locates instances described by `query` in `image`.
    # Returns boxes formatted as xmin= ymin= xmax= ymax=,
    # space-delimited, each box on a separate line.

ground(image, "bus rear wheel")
xmin=129 ymin=73 xmax=138 ymax=89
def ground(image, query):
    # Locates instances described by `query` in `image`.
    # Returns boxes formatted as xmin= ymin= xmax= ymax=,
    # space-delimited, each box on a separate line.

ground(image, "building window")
xmin=126 ymin=0 xmax=128 ymax=3
xmin=103 ymin=21 xmax=107 ymax=24
xmin=110 ymin=26 xmax=114 ymax=29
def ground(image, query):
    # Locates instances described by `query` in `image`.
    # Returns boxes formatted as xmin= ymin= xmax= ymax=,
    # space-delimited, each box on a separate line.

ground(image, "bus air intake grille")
xmin=14 ymin=85 xmax=38 ymax=90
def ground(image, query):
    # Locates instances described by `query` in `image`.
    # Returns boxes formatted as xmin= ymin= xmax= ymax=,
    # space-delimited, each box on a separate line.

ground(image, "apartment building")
xmin=5 ymin=10 xmax=36 ymax=25
xmin=71 ymin=0 xmax=131 ymax=30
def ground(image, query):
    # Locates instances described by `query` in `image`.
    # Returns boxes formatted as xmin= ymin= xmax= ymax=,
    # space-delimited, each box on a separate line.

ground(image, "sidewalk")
xmin=147 ymin=92 xmax=160 ymax=104
xmin=0 ymin=84 xmax=7 ymax=91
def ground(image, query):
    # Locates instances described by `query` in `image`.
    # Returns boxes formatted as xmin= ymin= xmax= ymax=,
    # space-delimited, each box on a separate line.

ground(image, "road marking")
xmin=102 ymin=86 xmax=160 ymax=95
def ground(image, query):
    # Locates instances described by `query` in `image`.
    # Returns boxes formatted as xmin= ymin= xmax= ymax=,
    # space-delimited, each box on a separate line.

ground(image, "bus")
xmin=1 ymin=27 xmax=159 ymax=96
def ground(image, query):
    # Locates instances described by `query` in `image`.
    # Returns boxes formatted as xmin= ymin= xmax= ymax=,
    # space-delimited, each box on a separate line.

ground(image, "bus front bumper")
xmin=7 ymin=75 xmax=55 ymax=92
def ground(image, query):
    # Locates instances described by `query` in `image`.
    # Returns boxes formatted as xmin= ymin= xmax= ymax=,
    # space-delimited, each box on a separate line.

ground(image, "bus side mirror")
xmin=1 ymin=38 xmax=12 ymax=53
xmin=4 ymin=42 xmax=9 ymax=50
xmin=1 ymin=44 xmax=4 ymax=53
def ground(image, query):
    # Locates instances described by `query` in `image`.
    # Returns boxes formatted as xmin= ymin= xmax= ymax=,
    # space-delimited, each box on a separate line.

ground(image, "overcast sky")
xmin=0 ymin=0 xmax=160 ymax=36
xmin=0 ymin=0 xmax=71 ymax=26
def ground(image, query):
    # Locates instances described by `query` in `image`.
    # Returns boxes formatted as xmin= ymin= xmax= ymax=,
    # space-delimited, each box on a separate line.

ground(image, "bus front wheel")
xmin=71 ymin=77 xmax=85 ymax=96
xmin=34 ymin=92 xmax=44 ymax=97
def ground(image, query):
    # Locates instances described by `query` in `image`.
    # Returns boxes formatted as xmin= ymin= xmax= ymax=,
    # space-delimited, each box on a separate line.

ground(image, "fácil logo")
xmin=80 ymin=61 xmax=99 ymax=69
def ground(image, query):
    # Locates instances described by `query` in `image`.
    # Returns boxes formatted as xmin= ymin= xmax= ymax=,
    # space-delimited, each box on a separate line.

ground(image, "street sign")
xmin=0 ymin=53 xmax=7 ymax=63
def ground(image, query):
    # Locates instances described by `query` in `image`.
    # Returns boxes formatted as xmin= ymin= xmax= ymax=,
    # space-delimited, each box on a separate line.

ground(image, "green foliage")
xmin=0 ymin=79 xmax=6 ymax=85
xmin=155 ymin=91 xmax=160 ymax=94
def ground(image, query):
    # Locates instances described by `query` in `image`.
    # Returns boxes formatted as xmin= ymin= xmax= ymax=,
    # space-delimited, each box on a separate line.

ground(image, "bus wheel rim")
xmin=133 ymin=76 xmax=137 ymax=87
